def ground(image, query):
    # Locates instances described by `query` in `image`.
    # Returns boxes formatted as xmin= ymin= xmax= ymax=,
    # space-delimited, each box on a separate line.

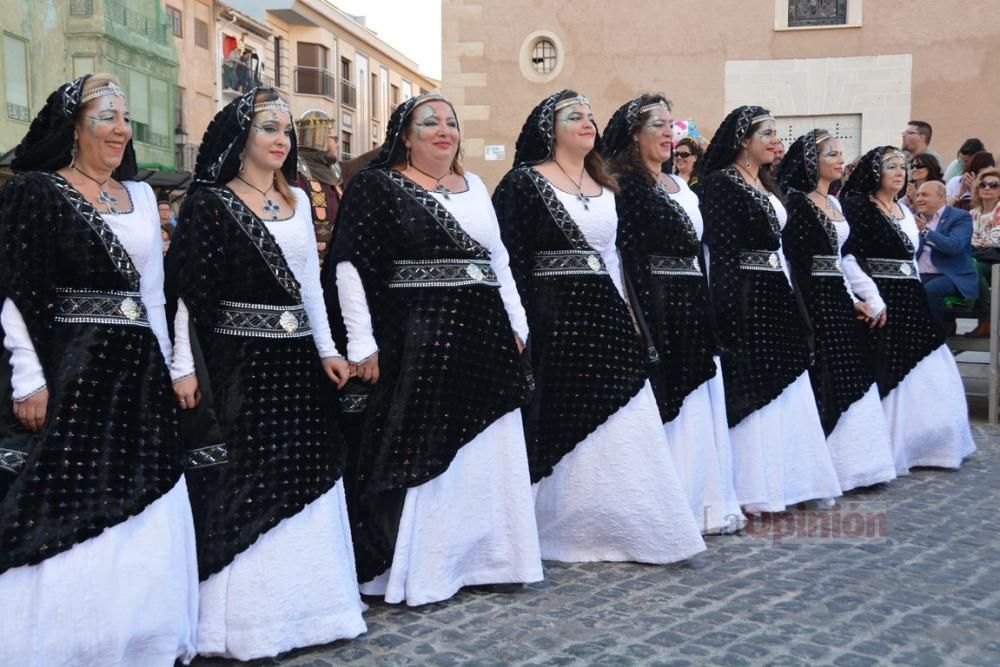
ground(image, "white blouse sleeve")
xmin=1 ymin=299 xmax=47 ymax=400
xmin=298 ymin=215 xmax=341 ymax=359
xmin=335 ymin=261 xmax=379 ymax=363
xmin=169 ymin=299 xmax=196 ymax=381
xmin=138 ymin=185 xmax=173 ymax=363
xmin=478 ymin=186 xmax=529 ymax=342
xmin=841 ymin=254 xmax=886 ymax=317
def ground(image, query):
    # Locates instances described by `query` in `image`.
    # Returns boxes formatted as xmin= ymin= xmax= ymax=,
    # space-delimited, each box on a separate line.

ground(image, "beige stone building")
xmin=167 ymin=0 xmax=219 ymax=172
xmin=216 ymin=0 xmax=438 ymax=161
xmin=443 ymin=0 xmax=1000 ymax=187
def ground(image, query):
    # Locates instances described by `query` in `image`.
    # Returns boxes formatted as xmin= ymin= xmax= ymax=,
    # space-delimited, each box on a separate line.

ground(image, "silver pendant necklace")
xmin=73 ymin=165 xmax=120 ymax=214
xmin=238 ymin=175 xmax=281 ymax=220
xmin=409 ymin=164 xmax=454 ymax=199
xmin=553 ymin=159 xmax=591 ymax=210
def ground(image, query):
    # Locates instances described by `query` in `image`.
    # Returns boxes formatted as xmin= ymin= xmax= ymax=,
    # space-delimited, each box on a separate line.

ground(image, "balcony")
xmin=175 ymin=142 xmax=199 ymax=172
xmin=341 ymin=79 xmax=357 ymax=109
xmin=105 ymin=0 xmax=168 ymax=44
xmin=6 ymin=102 xmax=30 ymax=122
xmin=294 ymin=66 xmax=335 ymax=100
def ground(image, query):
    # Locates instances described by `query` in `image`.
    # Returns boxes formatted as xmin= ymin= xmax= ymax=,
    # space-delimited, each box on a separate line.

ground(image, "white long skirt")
xmin=826 ymin=383 xmax=897 ymax=491
xmin=0 ymin=477 xmax=199 ymax=667
xmin=533 ymin=381 xmax=707 ymax=563
xmin=731 ymin=371 xmax=843 ymax=512
xmin=360 ymin=409 xmax=543 ymax=606
xmin=664 ymin=360 xmax=745 ymax=534
xmin=883 ymin=344 xmax=976 ymax=475
xmin=197 ymin=479 xmax=367 ymax=660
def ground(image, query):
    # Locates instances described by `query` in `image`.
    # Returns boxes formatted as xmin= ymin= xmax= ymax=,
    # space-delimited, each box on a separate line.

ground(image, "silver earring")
xmin=239 ymin=150 xmax=246 ymax=174
xmin=70 ymin=140 xmax=79 ymax=168
xmin=744 ymin=151 xmax=751 ymax=171
xmin=405 ymin=147 xmax=411 ymax=170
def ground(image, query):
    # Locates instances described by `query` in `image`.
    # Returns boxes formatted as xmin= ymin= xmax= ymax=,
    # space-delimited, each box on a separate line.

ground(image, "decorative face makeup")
xmin=245 ymin=108 xmax=293 ymax=171
xmin=635 ymin=105 xmax=674 ymax=168
xmin=75 ymin=93 xmax=131 ymax=171
xmin=405 ymin=100 xmax=460 ymax=168
xmin=817 ymin=138 xmax=845 ymax=183
xmin=553 ymin=103 xmax=596 ymax=156
xmin=880 ymin=152 xmax=907 ymax=194
xmin=742 ymin=119 xmax=777 ymax=166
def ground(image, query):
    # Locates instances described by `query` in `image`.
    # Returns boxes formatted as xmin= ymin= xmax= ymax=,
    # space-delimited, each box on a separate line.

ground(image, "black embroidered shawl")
xmin=494 ymin=166 xmax=647 ymax=480
xmin=327 ymin=167 xmax=529 ymax=582
xmin=614 ymin=174 xmax=717 ymax=423
xmin=165 ymin=185 xmax=343 ymax=579
xmin=0 ymin=171 xmax=182 ymax=573
xmin=782 ymin=191 xmax=876 ymax=434
xmin=841 ymin=194 xmax=943 ymax=397
xmin=698 ymin=168 xmax=814 ymax=426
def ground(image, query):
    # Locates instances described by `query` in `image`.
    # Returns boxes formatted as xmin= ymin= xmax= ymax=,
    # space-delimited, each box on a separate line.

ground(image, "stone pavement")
xmin=196 ymin=424 xmax=1000 ymax=667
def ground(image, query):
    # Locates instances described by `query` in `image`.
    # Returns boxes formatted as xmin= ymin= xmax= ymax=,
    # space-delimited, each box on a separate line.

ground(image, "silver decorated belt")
xmin=533 ymin=250 xmax=608 ymax=276
xmin=387 ymin=258 xmax=499 ymax=288
xmin=811 ymin=254 xmax=844 ymax=277
xmin=185 ymin=444 xmax=228 ymax=469
xmin=738 ymin=250 xmax=784 ymax=272
xmin=868 ymin=257 xmax=919 ymax=280
xmin=649 ymin=254 xmax=702 ymax=276
xmin=213 ymin=300 xmax=312 ymax=338
xmin=53 ymin=288 xmax=149 ymax=327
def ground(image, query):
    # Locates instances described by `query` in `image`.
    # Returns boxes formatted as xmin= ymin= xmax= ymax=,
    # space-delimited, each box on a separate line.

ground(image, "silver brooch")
xmin=587 ymin=255 xmax=602 ymax=272
xmin=120 ymin=297 xmax=140 ymax=321
xmin=900 ymin=263 xmax=913 ymax=276
xmin=768 ymin=253 xmax=779 ymax=269
xmin=279 ymin=310 xmax=299 ymax=333
xmin=466 ymin=262 xmax=484 ymax=281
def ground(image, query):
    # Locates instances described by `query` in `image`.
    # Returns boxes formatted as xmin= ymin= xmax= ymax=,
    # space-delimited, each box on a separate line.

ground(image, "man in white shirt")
xmin=902 ymin=120 xmax=944 ymax=166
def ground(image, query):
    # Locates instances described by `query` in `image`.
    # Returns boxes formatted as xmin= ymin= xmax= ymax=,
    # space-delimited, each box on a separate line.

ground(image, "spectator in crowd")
xmin=914 ymin=180 xmax=978 ymax=333
xmin=902 ymin=153 xmax=944 ymax=210
xmin=771 ymin=138 xmax=786 ymax=171
xmin=947 ymin=151 xmax=995 ymax=210
xmin=161 ymin=224 xmax=172 ymax=255
xmin=966 ymin=167 xmax=1000 ymax=337
xmin=671 ymin=136 xmax=703 ymax=186
xmin=157 ymin=197 xmax=176 ymax=228
xmin=222 ymin=47 xmax=242 ymax=91
xmin=901 ymin=120 xmax=943 ymax=164
xmin=944 ymin=138 xmax=987 ymax=182
xmin=237 ymin=50 xmax=253 ymax=92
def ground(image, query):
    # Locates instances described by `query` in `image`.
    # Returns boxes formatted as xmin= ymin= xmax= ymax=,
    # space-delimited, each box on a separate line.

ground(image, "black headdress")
xmin=601 ymin=97 xmax=645 ymax=159
xmin=700 ymin=105 xmax=772 ymax=175
xmin=364 ymin=92 xmax=459 ymax=173
xmin=840 ymin=145 xmax=907 ymax=200
xmin=512 ymin=90 xmax=603 ymax=167
xmin=191 ymin=87 xmax=298 ymax=191
xmin=776 ymin=129 xmax=832 ymax=194
xmin=10 ymin=75 xmax=138 ymax=180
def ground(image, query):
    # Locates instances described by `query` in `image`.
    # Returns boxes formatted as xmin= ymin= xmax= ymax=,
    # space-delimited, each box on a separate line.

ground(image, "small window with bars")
xmin=788 ymin=0 xmax=847 ymax=27
xmin=166 ymin=6 xmax=183 ymax=38
xmin=531 ymin=39 xmax=558 ymax=74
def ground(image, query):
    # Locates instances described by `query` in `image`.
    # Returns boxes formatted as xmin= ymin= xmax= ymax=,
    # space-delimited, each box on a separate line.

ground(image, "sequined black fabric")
xmin=166 ymin=186 xmax=343 ymax=580
xmin=698 ymin=170 xmax=814 ymax=427
xmin=615 ymin=174 xmax=717 ymax=423
xmin=494 ymin=167 xmax=647 ymax=480
xmin=841 ymin=195 xmax=944 ymax=398
xmin=782 ymin=192 xmax=876 ymax=434
xmin=328 ymin=168 xmax=529 ymax=582
xmin=0 ymin=171 xmax=182 ymax=574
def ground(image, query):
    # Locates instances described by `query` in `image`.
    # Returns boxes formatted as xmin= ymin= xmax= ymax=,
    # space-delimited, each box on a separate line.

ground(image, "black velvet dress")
xmin=782 ymin=192 xmax=877 ymax=434
xmin=0 ymin=171 xmax=183 ymax=573
xmin=166 ymin=185 xmax=344 ymax=580
xmin=615 ymin=174 xmax=717 ymax=424
xmin=840 ymin=195 xmax=944 ymax=397
xmin=328 ymin=168 xmax=530 ymax=583
xmin=493 ymin=166 xmax=648 ymax=482
xmin=698 ymin=168 xmax=815 ymax=427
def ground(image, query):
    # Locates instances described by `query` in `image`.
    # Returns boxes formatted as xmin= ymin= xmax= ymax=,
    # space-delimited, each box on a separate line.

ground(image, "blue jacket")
xmin=916 ymin=205 xmax=978 ymax=299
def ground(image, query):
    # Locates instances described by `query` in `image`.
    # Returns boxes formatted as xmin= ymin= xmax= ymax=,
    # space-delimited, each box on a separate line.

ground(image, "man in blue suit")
xmin=914 ymin=180 xmax=978 ymax=332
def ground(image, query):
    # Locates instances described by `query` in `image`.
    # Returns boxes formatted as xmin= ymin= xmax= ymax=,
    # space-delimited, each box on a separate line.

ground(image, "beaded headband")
xmin=639 ymin=101 xmax=670 ymax=115
xmin=751 ymin=113 xmax=774 ymax=125
xmin=80 ymin=81 xmax=126 ymax=104
xmin=881 ymin=149 xmax=906 ymax=163
xmin=252 ymin=98 xmax=290 ymax=115
xmin=554 ymin=95 xmax=591 ymax=112
xmin=814 ymin=132 xmax=833 ymax=144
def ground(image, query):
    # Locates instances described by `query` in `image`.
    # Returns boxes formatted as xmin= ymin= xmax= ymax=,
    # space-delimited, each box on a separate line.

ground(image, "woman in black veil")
xmin=326 ymin=92 xmax=542 ymax=606
xmin=603 ymin=94 xmax=742 ymax=533
xmin=776 ymin=130 xmax=896 ymax=491
xmin=0 ymin=74 xmax=197 ymax=665
xmin=166 ymin=87 xmax=366 ymax=659
xmin=697 ymin=105 xmax=841 ymax=512
xmin=839 ymin=146 xmax=975 ymax=474
xmin=493 ymin=90 xmax=705 ymax=563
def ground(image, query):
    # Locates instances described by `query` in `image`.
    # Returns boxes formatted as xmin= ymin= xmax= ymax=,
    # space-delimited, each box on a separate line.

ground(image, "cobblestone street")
xmin=196 ymin=424 xmax=1000 ymax=667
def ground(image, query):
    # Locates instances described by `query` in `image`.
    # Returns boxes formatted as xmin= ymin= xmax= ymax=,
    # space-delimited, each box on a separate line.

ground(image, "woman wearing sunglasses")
xmin=672 ymin=136 xmax=703 ymax=186
xmin=966 ymin=168 xmax=1000 ymax=337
